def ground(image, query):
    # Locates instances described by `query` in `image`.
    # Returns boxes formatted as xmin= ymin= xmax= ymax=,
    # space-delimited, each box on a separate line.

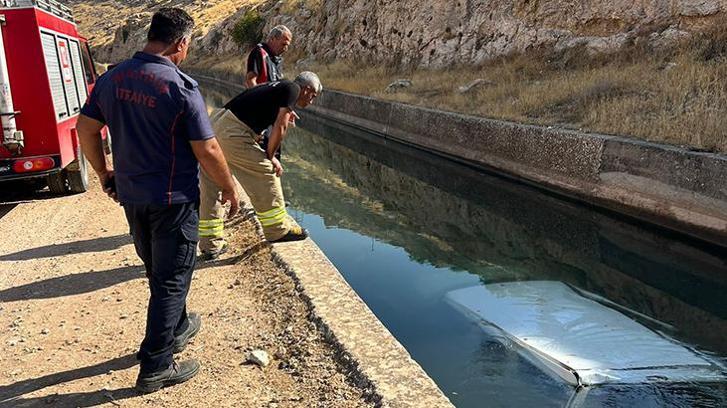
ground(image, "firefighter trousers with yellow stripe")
xmin=199 ymin=108 xmax=292 ymax=253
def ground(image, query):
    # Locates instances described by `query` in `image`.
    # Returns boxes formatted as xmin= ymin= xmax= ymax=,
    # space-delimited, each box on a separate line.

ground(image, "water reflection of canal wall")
xmin=309 ymin=91 xmax=727 ymax=247
xmin=286 ymin=113 xmax=727 ymax=355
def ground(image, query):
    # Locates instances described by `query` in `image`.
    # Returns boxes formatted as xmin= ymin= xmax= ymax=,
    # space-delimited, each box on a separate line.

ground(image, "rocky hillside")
xmin=271 ymin=0 xmax=727 ymax=67
xmin=72 ymin=0 xmax=727 ymax=67
xmin=68 ymin=0 xmax=244 ymax=63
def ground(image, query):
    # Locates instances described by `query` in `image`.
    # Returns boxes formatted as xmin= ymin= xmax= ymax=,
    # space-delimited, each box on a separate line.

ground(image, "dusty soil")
xmin=0 ymin=179 xmax=375 ymax=407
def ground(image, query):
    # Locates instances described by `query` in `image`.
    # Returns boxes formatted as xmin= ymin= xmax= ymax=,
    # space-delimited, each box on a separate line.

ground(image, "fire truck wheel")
xmin=47 ymin=171 xmax=69 ymax=194
xmin=67 ymin=148 xmax=89 ymax=193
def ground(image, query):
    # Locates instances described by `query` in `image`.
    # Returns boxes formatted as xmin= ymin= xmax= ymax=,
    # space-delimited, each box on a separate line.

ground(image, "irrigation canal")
xmin=202 ymin=84 xmax=727 ymax=407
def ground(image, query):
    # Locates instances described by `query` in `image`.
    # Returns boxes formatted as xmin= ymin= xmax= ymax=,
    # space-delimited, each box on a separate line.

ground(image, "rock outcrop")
xmin=84 ymin=0 xmax=727 ymax=66
xmin=264 ymin=0 xmax=726 ymax=67
xmin=99 ymin=14 xmax=149 ymax=63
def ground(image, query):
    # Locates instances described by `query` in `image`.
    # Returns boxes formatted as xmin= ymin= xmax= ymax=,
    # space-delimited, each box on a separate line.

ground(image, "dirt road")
xmin=0 ymin=180 xmax=374 ymax=407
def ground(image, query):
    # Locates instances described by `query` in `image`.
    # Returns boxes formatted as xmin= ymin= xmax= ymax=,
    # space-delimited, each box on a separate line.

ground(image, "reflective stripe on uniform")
xmin=256 ymin=207 xmax=286 ymax=227
xmin=199 ymin=219 xmax=224 ymax=227
xmin=199 ymin=229 xmax=224 ymax=238
xmin=199 ymin=218 xmax=224 ymax=238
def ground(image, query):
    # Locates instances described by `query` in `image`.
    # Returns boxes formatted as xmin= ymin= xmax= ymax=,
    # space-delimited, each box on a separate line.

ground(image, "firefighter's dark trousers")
xmin=123 ymin=201 xmax=198 ymax=374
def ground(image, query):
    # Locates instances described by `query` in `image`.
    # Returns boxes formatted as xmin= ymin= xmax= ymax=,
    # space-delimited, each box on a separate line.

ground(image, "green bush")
xmin=231 ymin=10 xmax=265 ymax=48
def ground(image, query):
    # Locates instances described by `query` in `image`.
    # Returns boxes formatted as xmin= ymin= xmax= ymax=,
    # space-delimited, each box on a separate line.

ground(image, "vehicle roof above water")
xmin=445 ymin=281 xmax=726 ymax=387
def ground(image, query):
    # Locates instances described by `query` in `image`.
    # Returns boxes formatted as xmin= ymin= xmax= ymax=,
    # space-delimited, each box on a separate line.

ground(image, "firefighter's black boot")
xmin=135 ymin=359 xmax=200 ymax=394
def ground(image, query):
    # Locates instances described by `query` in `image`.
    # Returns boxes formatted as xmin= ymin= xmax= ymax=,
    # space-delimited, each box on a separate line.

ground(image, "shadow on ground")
xmin=0 ymin=180 xmax=65 ymax=205
xmin=0 ymin=354 xmax=138 ymax=408
xmin=0 ymin=234 xmax=133 ymax=262
xmin=0 ymin=265 xmax=145 ymax=302
xmin=0 ymin=205 xmax=16 ymax=220
xmin=0 ymin=179 xmax=89 ymax=222
xmin=0 ymin=253 xmax=249 ymax=302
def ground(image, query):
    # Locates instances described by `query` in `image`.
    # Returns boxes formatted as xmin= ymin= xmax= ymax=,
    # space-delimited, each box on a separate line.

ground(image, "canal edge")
xmin=232 ymin=186 xmax=455 ymax=406
xmin=271 ymin=236 xmax=456 ymax=408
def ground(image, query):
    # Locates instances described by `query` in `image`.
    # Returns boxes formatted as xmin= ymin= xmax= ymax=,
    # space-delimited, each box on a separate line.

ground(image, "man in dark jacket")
xmin=244 ymin=25 xmax=292 ymax=88
xmin=76 ymin=8 xmax=239 ymax=393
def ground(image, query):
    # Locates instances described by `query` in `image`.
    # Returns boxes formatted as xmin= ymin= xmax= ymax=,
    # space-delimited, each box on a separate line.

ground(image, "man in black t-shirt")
xmin=224 ymin=80 xmax=299 ymax=136
xmin=198 ymin=72 xmax=322 ymax=256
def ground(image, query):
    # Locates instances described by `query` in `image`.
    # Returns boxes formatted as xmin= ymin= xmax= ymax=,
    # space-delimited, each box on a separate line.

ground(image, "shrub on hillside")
xmin=691 ymin=22 xmax=727 ymax=62
xmin=231 ymin=10 xmax=265 ymax=48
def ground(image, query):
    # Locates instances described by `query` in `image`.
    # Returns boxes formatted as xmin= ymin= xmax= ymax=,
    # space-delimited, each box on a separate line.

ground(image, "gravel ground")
xmin=0 ymin=179 xmax=375 ymax=407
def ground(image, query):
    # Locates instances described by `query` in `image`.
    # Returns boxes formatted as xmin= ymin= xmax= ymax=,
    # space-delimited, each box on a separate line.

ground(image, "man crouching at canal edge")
xmin=198 ymin=73 xmax=322 ymax=259
xmin=76 ymin=8 xmax=240 ymax=393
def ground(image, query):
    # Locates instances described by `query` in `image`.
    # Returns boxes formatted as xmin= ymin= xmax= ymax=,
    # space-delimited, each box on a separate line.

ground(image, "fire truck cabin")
xmin=0 ymin=0 xmax=101 ymax=193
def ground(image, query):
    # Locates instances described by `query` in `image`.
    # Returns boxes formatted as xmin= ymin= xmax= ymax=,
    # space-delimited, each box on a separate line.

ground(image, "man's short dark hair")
xmin=147 ymin=8 xmax=194 ymax=44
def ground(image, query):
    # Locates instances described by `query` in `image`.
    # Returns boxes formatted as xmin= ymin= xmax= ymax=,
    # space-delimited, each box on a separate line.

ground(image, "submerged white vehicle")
xmin=446 ymin=281 xmax=727 ymax=403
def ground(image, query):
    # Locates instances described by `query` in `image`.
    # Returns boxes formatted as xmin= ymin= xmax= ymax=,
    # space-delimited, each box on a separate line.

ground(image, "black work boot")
xmin=270 ymin=226 xmax=308 ymax=243
xmin=136 ymin=313 xmax=202 ymax=361
xmin=173 ymin=312 xmax=202 ymax=353
xmin=135 ymin=359 xmax=200 ymax=393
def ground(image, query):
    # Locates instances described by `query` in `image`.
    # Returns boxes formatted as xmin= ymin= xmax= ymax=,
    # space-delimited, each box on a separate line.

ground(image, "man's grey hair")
xmin=268 ymin=25 xmax=292 ymax=40
xmin=294 ymin=71 xmax=323 ymax=94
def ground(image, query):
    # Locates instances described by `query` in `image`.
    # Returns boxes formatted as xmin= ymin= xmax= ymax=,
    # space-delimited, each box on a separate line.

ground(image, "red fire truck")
xmin=0 ymin=0 xmax=104 ymax=193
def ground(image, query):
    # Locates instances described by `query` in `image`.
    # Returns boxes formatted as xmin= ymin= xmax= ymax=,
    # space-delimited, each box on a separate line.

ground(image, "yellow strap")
xmin=199 ymin=225 xmax=224 ymax=232
xmin=257 ymin=211 xmax=286 ymax=224
xmin=259 ymin=211 xmax=286 ymax=224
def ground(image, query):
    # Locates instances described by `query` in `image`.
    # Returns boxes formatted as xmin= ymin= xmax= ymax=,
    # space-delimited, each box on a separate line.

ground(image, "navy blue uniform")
xmin=81 ymin=52 xmax=213 ymax=374
xmin=82 ymin=52 xmax=214 ymax=205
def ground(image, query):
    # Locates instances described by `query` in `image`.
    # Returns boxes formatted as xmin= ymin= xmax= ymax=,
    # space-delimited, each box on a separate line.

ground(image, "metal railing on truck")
xmin=0 ymin=0 xmax=74 ymax=22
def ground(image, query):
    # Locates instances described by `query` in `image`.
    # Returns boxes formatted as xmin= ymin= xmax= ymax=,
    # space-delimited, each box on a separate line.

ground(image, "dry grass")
xmin=306 ymin=32 xmax=727 ymax=153
xmin=278 ymin=0 xmax=324 ymax=14
xmin=71 ymin=0 xmax=255 ymax=46
xmin=191 ymin=52 xmax=247 ymax=76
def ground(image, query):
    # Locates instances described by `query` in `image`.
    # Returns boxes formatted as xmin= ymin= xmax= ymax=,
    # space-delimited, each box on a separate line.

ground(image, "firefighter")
xmin=244 ymin=25 xmax=292 ymax=88
xmin=245 ymin=25 xmax=293 ymax=164
xmin=200 ymin=26 xmax=294 ymax=259
xmin=76 ymin=8 xmax=239 ymax=393
xmin=198 ymin=72 xmax=322 ymax=259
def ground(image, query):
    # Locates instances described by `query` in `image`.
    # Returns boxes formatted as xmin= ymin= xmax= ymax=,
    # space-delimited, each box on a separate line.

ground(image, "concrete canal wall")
xmin=309 ymin=90 xmax=727 ymax=247
xmin=194 ymin=74 xmax=454 ymax=407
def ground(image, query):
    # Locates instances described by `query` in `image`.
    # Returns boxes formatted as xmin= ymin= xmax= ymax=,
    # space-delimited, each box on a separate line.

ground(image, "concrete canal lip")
xmin=238 ymin=190 xmax=455 ymax=408
xmin=272 ymin=232 xmax=455 ymax=408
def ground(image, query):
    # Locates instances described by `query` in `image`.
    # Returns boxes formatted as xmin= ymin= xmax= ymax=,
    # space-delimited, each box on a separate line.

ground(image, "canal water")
xmin=202 ymin=84 xmax=727 ymax=407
